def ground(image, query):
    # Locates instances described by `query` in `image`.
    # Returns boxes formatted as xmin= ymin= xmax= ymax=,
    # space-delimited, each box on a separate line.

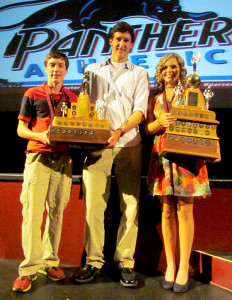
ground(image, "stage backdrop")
xmin=0 ymin=0 xmax=231 ymax=179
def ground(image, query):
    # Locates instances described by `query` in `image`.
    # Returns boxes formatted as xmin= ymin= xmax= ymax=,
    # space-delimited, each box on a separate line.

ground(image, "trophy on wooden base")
xmin=49 ymin=63 xmax=111 ymax=145
xmin=160 ymin=53 xmax=221 ymax=162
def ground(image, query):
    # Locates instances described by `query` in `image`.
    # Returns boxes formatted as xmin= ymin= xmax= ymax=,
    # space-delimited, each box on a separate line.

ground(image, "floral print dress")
xmin=147 ymin=91 xmax=211 ymax=197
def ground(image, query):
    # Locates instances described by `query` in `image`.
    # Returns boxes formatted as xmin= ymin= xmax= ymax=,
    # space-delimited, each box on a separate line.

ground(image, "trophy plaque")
xmin=160 ymin=53 xmax=220 ymax=162
xmin=49 ymin=64 xmax=111 ymax=145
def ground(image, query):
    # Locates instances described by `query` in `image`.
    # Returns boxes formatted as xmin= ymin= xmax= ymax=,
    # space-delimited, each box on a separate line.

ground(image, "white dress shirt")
xmin=86 ymin=58 xmax=149 ymax=147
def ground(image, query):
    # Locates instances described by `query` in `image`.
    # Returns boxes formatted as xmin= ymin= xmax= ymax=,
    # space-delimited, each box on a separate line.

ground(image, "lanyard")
xmin=162 ymin=90 xmax=175 ymax=113
xmin=108 ymin=63 xmax=131 ymax=124
xmin=45 ymin=85 xmax=65 ymax=121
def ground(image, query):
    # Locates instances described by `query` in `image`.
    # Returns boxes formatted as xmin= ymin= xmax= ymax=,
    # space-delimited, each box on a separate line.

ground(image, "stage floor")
xmin=1 ymin=259 xmax=232 ymax=300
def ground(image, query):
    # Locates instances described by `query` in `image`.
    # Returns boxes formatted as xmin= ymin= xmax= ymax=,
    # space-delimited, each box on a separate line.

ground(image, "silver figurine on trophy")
xmin=174 ymin=79 xmax=184 ymax=106
xmin=191 ymin=52 xmax=201 ymax=73
xmin=203 ymin=85 xmax=214 ymax=110
xmin=61 ymin=102 xmax=68 ymax=117
xmin=186 ymin=52 xmax=201 ymax=90
xmin=95 ymin=99 xmax=106 ymax=120
xmin=80 ymin=61 xmax=89 ymax=95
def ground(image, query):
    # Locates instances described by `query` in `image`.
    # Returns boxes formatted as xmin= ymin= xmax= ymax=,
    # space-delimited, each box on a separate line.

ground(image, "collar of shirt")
xmin=103 ymin=58 xmax=131 ymax=70
xmin=43 ymin=82 xmax=64 ymax=97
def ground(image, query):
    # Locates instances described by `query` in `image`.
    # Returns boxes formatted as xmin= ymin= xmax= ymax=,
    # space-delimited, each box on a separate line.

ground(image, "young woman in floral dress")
xmin=145 ymin=53 xmax=211 ymax=293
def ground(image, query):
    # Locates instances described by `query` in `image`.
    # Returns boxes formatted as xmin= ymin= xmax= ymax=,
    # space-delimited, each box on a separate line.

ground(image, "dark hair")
xmin=109 ymin=22 xmax=135 ymax=43
xmin=44 ymin=50 xmax=69 ymax=69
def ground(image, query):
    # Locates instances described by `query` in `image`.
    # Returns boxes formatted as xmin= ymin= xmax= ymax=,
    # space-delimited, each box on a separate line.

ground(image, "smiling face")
xmin=110 ymin=31 xmax=134 ymax=63
xmin=45 ymin=57 xmax=68 ymax=90
xmin=161 ymin=57 xmax=180 ymax=88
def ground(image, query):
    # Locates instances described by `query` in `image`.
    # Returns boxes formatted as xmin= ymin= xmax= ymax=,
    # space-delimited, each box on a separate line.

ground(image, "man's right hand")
xmin=106 ymin=129 xmax=122 ymax=148
xmin=17 ymin=120 xmax=50 ymax=145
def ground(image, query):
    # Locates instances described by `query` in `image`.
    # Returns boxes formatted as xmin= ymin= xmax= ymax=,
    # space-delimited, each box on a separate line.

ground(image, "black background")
xmin=0 ymin=102 xmax=230 ymax=180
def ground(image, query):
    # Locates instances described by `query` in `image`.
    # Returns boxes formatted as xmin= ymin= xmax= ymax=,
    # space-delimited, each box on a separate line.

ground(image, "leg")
xmin=19 ymin=153 xmax=50 ymax=276
xmin=83 ymin=149 xmax=113 ymax=269
xmin=42 ymin=153 xmax=72 ymax=268
xmin=159 ymin=196 xmax=177 ymax=283
xmin=175 ymin=197 xmax=194 ymax=285
xmin=113 ymin=143 xmax=142 ymax=269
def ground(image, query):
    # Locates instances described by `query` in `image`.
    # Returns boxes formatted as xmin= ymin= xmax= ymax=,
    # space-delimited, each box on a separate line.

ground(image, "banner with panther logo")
xmin=0 ymin=0 xmax=231 ymax=91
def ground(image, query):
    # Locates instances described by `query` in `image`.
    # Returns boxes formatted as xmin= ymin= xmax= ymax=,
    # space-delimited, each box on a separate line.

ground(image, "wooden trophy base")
xmin=160 ymin=106 xmax=220 ymax=162
xmin=161 ymin=133 xmax=220 ymax=161
xmin=49 ymin=116 xmax=111 ymax=145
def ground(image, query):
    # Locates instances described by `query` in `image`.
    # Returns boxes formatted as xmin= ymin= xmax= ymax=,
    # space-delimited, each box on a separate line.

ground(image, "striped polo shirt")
xmin=18 ymin=82 xmax=77 ymax=153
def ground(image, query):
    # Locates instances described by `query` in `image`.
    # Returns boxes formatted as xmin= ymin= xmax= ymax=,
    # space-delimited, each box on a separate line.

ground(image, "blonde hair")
xmin=155 ymin=53 xmax=187 ymax=92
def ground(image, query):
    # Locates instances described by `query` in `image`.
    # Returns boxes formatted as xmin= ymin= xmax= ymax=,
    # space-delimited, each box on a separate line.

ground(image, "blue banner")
xmin=0 ymin=0 xmax=231 ymax=89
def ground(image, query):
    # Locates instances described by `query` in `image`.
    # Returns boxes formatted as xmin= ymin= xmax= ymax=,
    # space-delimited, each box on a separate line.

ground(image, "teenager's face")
xmin=45 ymin=57 xmax=68 ymax=87
xmin=161 ymin=57 xmax=180 ymax=88
xmin=110 ymin=31 xmax=134 ymax=63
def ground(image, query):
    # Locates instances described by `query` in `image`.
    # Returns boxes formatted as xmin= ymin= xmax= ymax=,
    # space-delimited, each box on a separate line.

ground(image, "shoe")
xmin=74 ymin=264 xmax=100 ymax=283
xmin=173 ymin=281 xmax=189 ymax=292
xmin=162 ymin=278 xmax=174 ymax=290
xmin=38 ymin=267 xmax=65 ymax=281
xmin=13 ymin=274 xmax=37 ymax=293
xmin=173 ymin=271 xmax=189 ymax=293
xmin=120 ymin=268 xmax=137 ymax=288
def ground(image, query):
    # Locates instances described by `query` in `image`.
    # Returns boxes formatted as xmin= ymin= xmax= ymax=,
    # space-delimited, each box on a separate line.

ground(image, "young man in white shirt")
xmin=75 ymin=22 xmax=149 ymax=287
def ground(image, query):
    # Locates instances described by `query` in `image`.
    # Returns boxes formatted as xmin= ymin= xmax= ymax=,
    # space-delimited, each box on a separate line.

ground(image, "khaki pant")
xmin=83 ymin=143 xmax=143 ymax=269
xmin=19 ymin=152 xmax=72 ymax=276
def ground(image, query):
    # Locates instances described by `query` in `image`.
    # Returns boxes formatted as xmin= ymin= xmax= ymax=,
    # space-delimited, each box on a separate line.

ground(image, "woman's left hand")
xmin=158 ymin=113 xmax=176 ymax=128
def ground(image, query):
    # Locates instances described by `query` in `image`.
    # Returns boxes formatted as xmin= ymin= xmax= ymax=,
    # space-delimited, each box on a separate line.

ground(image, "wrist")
xmin=116 ymin=128 xmax=124 ymax=137
xmin=157 ymin=118 xmax=163 ymax=127
xmin=34 ymin=132 xmax=41 ymax=142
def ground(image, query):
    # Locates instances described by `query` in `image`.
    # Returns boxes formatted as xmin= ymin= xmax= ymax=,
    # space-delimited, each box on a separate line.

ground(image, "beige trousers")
xmin=83 ymin=143 xmax=143 ymax=269
xmin=19 ymin=152 xmax=72 ymax=276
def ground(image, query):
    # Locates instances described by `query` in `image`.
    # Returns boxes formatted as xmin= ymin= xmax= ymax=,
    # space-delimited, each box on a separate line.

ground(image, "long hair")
xmin=155 ymin=53 xmax=187 ymax=92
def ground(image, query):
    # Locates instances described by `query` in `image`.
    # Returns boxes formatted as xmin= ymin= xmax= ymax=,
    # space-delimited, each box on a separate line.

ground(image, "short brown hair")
xmin=44 ymin=50 xmax=69 ymax=69
xmin=109 ymin=22 xmax=135 ymax=43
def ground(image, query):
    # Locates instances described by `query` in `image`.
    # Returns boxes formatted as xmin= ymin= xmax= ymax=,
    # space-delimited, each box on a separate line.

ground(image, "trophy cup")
xmin=184 ymin=53 xmax=205 ymax=108
xmin=49 ymin=62 xmax=111 ymax=145
xmin=77 ymin=66 xmax=90 ymax=118
xmin=160 ymin=53 xmax=220 ymax=161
